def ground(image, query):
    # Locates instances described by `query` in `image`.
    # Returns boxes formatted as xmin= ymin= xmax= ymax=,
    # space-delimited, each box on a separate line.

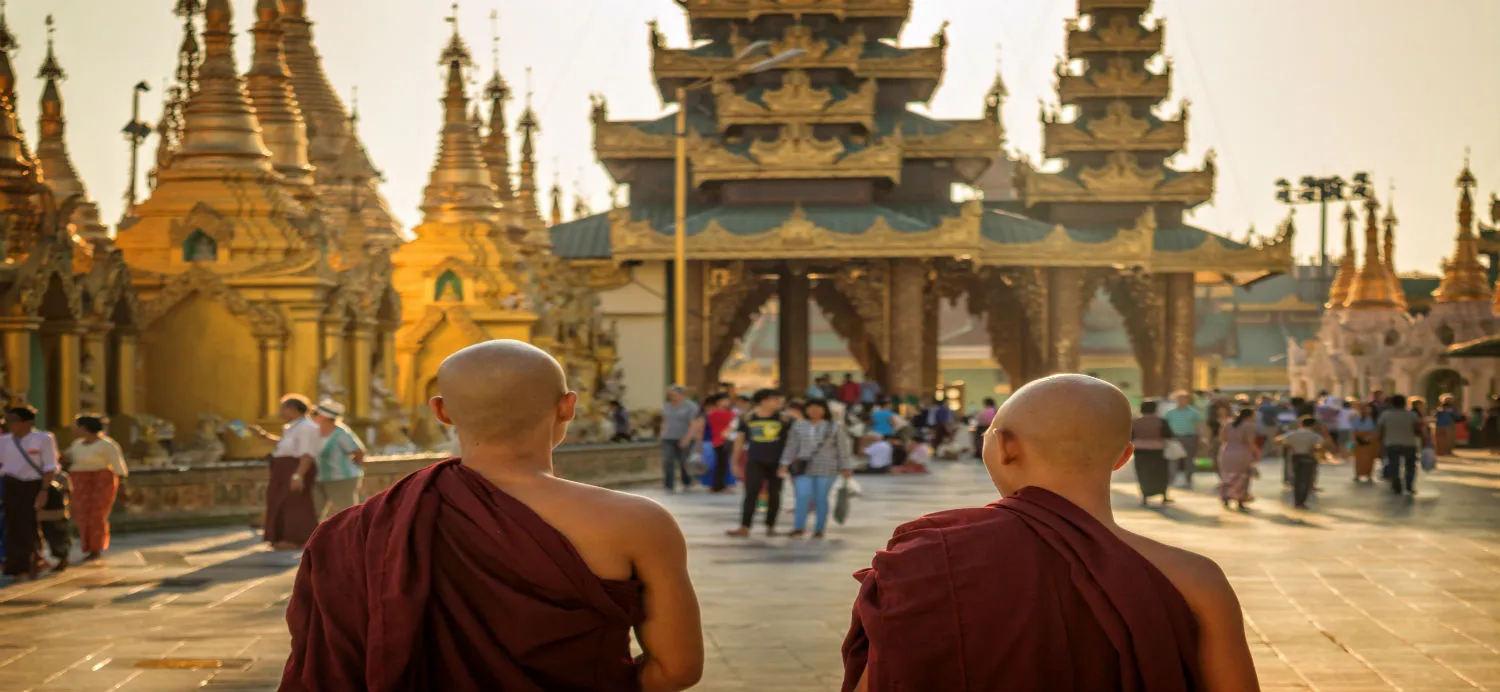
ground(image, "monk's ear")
xmin=1113 ymin=443 xmax=1133 ymax=472
xmin=558 ymin=392 xmax=578 ymax=423
xmin=999 ymin=428 xmax=1021 ymax=466
xmin=430 ymin=396 xmax=454 ymax=425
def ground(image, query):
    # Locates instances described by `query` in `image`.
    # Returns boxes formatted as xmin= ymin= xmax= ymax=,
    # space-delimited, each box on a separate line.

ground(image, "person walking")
xmin=1279 ymin=417 xmax=1325 ymax=509
xmin=63 ymin=415 xmax=128 ymax=563
xmin=1163 ymin=391 xmax=1204 ymax=488
xmin=659 ymin=386 xmax=702 ymax=492
xmin=838 ymin=374 xmax=862 ymax=407
xmin=778 ymin=399 xmax=852 ymax=539
xmin=973 ymin=398 xmax=998 ymax=460
xmin=0 ymin=406 xmax=59 ymax=581
xmin=1350 ymin=403 xmax=1380 ymax=482
xmin=253 ymin=395 xmax=322 ymax=550
xmin=1218 ymin=408 xmax=1260 ymax=511
xmin=1376 ymin=394 xmax=1423 ymax=496
xmin=1334 ymin=399 xmax=1359 ymax=461
xmin=608 ymin=401 xmax=633 ymax=442
xmin=726 ymin=390 xmax=789 ymax=537
xmin=1433 ymin=396 xmax=1458 ymax=456
xmin=310 ymin=401 xmax=366 ymax=521
xmin=1131 ymin=401 xmax=1174 ymax=506
xmin=705 ymin=394 xmax=738 ymax=493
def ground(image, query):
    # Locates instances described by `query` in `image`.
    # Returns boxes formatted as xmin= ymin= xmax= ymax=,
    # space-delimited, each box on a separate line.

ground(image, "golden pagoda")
xmin=481 ymin=57 xmax=513 ymax=201
xmin=1326 ymin=203 xmax=1358 ymax=309
xmin=245 ymin=0 xmax=315 ymax=204
xmin=1382 ymin=201 xmax=1407 ymax=310
xmin=116 ymin=0 xmax=398 ymax=450
xmin=1344 ymin=196 xmax=1399 ymax=310
xmin=280 ymin=0 xmax=402 ymax=256
xmin=33 ymin=15 xmax=108 ymax=254
xmin=1433 ymin=161 xmax=1489 ymax=304
xmin=391 ymin=15 xmax=535 ymax=439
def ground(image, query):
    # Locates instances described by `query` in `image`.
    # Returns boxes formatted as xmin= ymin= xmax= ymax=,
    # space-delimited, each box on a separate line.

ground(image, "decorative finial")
xmin=1385 ymin=179 xmax=1398 ymax=223
xmin=350 ymin=85 xmax=359 ymax=123
xmin=440 ymin=1 xmax=473 ymax=67
xmin=1458 ymin=147 xmax=1477 ymax=189
xmin=490 ymin=7 xmax=500 ymax=73
xmin=38 ymin=14 xmax=64 ymax=81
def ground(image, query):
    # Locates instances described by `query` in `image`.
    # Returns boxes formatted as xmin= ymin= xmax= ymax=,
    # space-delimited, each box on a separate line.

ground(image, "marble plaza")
xmin=0 ymin=456 xmax=1498 ymax=692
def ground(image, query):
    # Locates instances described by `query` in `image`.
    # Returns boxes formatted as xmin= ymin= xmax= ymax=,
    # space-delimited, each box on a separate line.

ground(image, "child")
xmin=1278 ymin=417 xmax=1324 ymax=510
xmin=37 ymin=471 xmax=72 ymax=572
xmin=893 ymin=436 xmax=933 ymax=474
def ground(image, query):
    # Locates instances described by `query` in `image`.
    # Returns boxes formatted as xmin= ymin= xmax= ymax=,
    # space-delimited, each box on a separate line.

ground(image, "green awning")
xmin=1448 ymin=335 xmax=1500 ymax=358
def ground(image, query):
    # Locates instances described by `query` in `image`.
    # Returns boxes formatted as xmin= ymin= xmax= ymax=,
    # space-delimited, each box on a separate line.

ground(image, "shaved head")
xmin=987 ymin=375 xmax=1133 ymax=486
xmin=433 ymin=340 xmax=574 ymax=447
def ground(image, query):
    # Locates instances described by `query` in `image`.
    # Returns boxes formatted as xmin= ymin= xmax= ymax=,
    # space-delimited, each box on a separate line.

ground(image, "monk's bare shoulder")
xmin=517 ymin=477 xmax=683 ymax=580
xmin=1113 ymin=528 xmax=1239 ymax=617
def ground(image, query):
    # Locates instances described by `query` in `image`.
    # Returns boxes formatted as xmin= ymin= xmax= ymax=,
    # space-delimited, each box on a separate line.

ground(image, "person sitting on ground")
xmin=281 ymin=340 xmax=704 ymax=692
xmin=856 ymin=435 xmax=894 ymax=475
xmin=1278 ymin=416 xmax=1324 ymax=510
xmin=891 ymin=436 xmax=932 ymax=475
xmin=841 ymin=374 xmax=1258 ymax=692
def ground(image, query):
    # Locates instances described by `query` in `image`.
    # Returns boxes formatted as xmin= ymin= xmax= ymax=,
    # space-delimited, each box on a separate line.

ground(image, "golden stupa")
xmin=1433 ymin=160 xmax=1490 ymax=304
xmin=1344 ymin=196 xmax=1400 ymax=310
xmin=1325 ymin=203 xmax=1358 ymax=309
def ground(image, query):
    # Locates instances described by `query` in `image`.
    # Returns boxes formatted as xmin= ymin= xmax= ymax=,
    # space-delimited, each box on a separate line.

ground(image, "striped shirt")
xmin=778 ymin=419 xmax=852 ymax=477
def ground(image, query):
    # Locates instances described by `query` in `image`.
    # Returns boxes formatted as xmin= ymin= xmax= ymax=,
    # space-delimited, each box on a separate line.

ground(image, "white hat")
xmin=313 ymin=400 xmax=345 ymax=419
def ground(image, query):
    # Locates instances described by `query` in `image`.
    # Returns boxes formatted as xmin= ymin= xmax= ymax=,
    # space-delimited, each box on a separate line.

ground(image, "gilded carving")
xmin=1106 ymin=269 xmax=1164 ymax=392
xmin=688 ymin=124 xmax=902 ymax=183
xmin=1058 ymin=57 xmax=1171 ymax=103
xmin=137 ymin=267 xmax=289 ymax=337
xmin=904 ymin=120 xmax=1003 ymax=159
xmin=3 ymin=242 xmax=86 ymax=320
xmin=705 ymin=265 xmax=776 ymax=376
xmin=594 ymin=121 xmax=673 ymax=162
xmin=1066 ymin=14 xmax=1163 ymax=55
xmin=1017 ymin=151 xmax=1214 ymax=206
xmin=1043 ymin=100 xmax=1186 ymax=157
xmin=680 ymin=0 xmax=912 ymax=21
xmin=715 ymin=71 xmax=877 ymax=129
xmin=825 ymin=263 xmax=890 ymax=360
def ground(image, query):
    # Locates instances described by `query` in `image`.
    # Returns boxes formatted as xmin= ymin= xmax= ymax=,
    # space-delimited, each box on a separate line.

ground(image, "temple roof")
xmin=550 ymin=201 xmax=1289 ymax=273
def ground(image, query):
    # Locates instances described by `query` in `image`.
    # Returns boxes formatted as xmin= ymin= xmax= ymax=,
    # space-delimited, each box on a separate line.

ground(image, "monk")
xmin=281 ymin=340 xmax=704 ymax=692
xmin=842 ymin=374 xmax=1257 ymax=692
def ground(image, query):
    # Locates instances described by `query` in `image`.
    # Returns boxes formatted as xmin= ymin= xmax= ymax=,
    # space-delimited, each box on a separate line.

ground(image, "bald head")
xmin=993 ymin=374 xmax=1132 ymax=472
xmin=434 ymin=340 xmax=572 ymax=446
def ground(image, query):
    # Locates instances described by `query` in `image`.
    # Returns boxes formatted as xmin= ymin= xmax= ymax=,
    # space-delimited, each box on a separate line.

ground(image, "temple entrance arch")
xmin=1425 ymin=368 xmax=1464 ymax=406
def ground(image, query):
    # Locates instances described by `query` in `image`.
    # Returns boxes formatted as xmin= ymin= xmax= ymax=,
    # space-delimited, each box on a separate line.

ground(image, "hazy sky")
xmin=8 ymin=0 xmax=1499 ymax=274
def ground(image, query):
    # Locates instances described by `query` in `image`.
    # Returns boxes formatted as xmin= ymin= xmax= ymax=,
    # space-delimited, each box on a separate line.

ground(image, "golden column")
xmin=888 ymin=259 xmax=926 ymax=396
xmin=683 ymin=261 xmax=707 ymax=394
xmin=114 ymin=332 xmax=139 ymax=415
xmin=0 ymin=318 xmax=37 ymax=406
xmin=320 ymin=318 xmax=347 ymax=398
xmin=921 ymin=282 xmax=939 ymax=395
xmin=286 ymin=307 xmax=322 ymax=398
xmin=83 ymin=325 xmax=110 ymax=413
xmin=378 ymin=322 xmax=399 ymax=391
xmin=349 ymin=321 xmax=375 ymax=420
xmin=260 ymin=335 xmax=286 ymax=417
xmin=1162 ymin=273 xmax=1196 ymax=395
xmin=49 ymin=324 xmax=83 ymax=430
xmin=1046 ymin=267 xmax=1086 ymax=374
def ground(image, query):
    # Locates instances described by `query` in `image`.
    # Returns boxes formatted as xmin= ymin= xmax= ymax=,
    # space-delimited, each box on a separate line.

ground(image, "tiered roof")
xmin=1016 ymin=0 xmax=1213 ymax=210
xmin=32 ymin=15 xmax=109 ymax=249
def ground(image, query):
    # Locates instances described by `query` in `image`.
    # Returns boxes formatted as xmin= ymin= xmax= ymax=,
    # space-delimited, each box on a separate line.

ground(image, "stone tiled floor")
xmin=1 ymin=452 xmax=1498 ymax=691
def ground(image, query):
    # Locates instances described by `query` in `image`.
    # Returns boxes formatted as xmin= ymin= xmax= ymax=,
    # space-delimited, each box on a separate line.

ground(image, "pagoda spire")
xmin=420 ymin=5 xmax=500 ymax=225
xmin=151 ymin=1 xmax=202 ymax=180
xmin=1345 ymin=196 xmax=1398 ymax=310
xmin=481 ymin=8 xmax=513 ymax=201
xmin=34 ymin=14 xmax=109 ymax=247
xmin=1326 ymin=204 xmax=1357 ymax=309
xmin=515 ymin=69 xmax=541 ymax=225
xmin=550 ymin=172 xmax=564 ymax=227
xmin=1434 ymin=158 xmax=1489 ymax=304
xmin=246 ymin=0 xmax=314 ymax=201
xmin=1382 ymin=191 xmax=1407 ymax=310
xmin=169 ymin=0 xmax=275 ymax=171
xmin=0 ymin=0 xmax=42 ymax=226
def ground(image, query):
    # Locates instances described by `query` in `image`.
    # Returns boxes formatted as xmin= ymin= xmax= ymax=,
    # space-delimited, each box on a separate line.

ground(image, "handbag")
xmin=12 ymin=435 xmax=66 ymax=512
xmin=1420 ymin=447 xmax=1438 ymax=472
xmin=833 ymin=477 xmax=853 ymax=525
xmin=789 ymin=422 xmax=836 ymax=477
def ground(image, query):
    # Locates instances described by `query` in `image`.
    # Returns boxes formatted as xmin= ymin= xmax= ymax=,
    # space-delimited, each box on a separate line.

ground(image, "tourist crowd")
xmin=1130 ymin=387 xmax=1469 ymax=512
xmin=656 ymin=374 xmax=977 ymax=538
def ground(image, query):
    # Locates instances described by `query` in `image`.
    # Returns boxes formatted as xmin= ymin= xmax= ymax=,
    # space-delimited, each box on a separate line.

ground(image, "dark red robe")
xmin=280 ymin=458 xmax=645 ymax=692
xmin=842 ymin=487 xmax=1200 ymax=692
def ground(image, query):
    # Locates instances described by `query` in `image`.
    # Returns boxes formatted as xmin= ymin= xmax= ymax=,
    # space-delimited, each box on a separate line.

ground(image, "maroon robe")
xmin=842 ymin=487 xmax=1200 ymax=692
xmin=280 ymin=458 xmax=645 ymax=692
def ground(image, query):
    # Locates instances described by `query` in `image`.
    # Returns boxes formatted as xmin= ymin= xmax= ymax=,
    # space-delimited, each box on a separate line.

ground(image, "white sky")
xmin=8 ymin=0 xmax=1500 ymax=274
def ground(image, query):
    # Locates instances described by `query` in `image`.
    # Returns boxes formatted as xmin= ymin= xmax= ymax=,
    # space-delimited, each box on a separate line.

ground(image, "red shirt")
xmin=707 ymin=409 xmax=738 ymax=447
xmin=839 ymin=382 xmax=862 ymax=404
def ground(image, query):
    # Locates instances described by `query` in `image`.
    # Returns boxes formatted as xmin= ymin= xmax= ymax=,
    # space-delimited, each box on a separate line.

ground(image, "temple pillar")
xmin=889 ymin=259 xmax=926 ymax=397
xmin=349 ymin=322 xmax=375 ymax=419
xmin=378 ymin=322 xmax=399 ymax=394
xmin=922 ymin=282 xmax=940 ymax=396
xmin=320 ymin=319 xmax=349 ymax=400
xmin=1046 ymin=267 xmax=1086 ymax=374
xmin=395 ymin=344 xmax=421 ymax=411
xmin=682 ymin=260 xmax=707 ymax=395
xmin=778 ymin=268 xmax=811 ymax=397
xmin=286 ymin=308 xmax=322 ymax=398
xmin=0 ymin=318 xmax=37 ymax=406
xmin=83 ymin=326 xmax=110 ymax=414
xmin=114 ymin=332 xmax=139 ymax=415
xmin=49 ymin=325 xmax=83 ymax=434
xmin=261 ymin=336 xmax=287 ymax=416
xmin=1161 ymin=273 xmax=1196 ymax=396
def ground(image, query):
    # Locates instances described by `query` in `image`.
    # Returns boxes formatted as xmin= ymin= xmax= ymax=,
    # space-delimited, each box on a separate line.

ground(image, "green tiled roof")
xmin=862 ymin=40 xmax=909 ymax=58
xmin=550 ymin=212 xmax=613 ymax=259
xmin=874 ymin=109 xmax=956 ymax=137
xmin=1154 ymin=225 xmax=1248 ymax=253
xmin=626 ymin=111 xmax=716 ymax=137
xmin=1400 ymin=276 xmax=1440 ymax=302
xmin=685 ymin=40 xmax=732 ymax=58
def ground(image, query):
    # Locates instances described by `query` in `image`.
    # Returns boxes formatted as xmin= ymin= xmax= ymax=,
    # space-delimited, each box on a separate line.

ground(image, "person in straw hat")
xmin=310 ymin=400 xmax=366 ymax=521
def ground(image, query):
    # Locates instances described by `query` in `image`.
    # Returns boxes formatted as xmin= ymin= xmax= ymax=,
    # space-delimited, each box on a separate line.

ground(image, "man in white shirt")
xmin=254 ymin=395 xmax=323 ymax=550
xmin=1 ymin=406 xmax=60 ymax=581
xmin=858 ymin=436 xmax=894 ymax=474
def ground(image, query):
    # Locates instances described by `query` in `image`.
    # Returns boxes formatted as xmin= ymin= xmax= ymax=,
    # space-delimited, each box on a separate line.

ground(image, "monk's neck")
xmin=1024 ymin=480 xmax=1118 ymax=529
xmin=459 ymin=443 xmax=556 ymax=481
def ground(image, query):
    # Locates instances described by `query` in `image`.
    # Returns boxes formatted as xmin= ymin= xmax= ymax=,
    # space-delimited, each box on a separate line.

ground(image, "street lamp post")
xmin=1274 ymin=172 xmax=1373 ymax=282
xmin=121 ymin=81 xmax=153 ymax=222
xmin=671 ymin=46 xmax=805 ymax=388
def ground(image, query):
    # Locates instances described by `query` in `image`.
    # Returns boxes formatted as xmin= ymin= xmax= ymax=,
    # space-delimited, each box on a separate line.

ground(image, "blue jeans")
xmin=793 ymin=475 xmax=836 ymax=533
xmin=661 ymin=440 xmax=693 ymax=490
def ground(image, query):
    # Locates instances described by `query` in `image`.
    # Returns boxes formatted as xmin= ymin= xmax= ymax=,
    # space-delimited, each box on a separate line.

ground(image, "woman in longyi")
xmin=63 ymin=415 xmax=129 ymax=562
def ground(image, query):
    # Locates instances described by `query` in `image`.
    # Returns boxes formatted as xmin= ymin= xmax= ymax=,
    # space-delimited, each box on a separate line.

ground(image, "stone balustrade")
xmin=113 ymin=442 xmax=662 ymax=532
